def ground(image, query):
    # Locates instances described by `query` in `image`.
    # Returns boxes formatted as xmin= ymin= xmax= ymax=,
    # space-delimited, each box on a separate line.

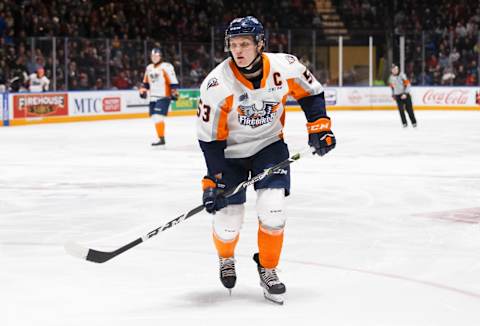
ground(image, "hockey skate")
xmin=253 ymin=253 xmax=286 ymax=305
xmin=151 ymin=137 xmax=165 ymax=147
xmin=219 ymin=257 xmax=236 ymax=295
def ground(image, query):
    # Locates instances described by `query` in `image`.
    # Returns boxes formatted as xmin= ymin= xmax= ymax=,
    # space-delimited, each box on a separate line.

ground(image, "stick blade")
xmin=64 ymin=240 xmax=89 ymax=260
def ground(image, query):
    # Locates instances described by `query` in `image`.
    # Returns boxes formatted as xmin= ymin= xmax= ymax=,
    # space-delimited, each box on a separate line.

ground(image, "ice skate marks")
xmin=415 ymin=207 xmax=480 ymax=224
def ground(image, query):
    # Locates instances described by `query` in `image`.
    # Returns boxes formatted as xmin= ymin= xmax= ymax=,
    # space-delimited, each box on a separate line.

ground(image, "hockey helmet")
xmin=224 ymin=16 xmax=265 ymax=52
xmin=151 ymin=48 xmax=162 ymax=63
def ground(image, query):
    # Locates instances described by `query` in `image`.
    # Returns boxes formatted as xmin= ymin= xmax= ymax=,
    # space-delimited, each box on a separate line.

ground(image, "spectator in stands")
xmin=77 ymin=72 xmax=89 ymax=90
xmin=94 ymin=78 xmax=105 ymax=90
xmin=112 ymin=70 xmax=131 ymax=89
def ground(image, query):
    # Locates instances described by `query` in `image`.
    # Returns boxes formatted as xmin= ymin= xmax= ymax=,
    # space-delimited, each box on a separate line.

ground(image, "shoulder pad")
xmin=266 ymin=52 xmax=305 ymax=78
xmin=161 ymin=62 xmax=174 ymax=69
xmin=200 ymin=62 xmax=231 ymax=105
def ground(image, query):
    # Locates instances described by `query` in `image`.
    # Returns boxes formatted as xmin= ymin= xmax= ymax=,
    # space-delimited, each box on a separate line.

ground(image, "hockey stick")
xmin=65 ymin=146 xmax=314 ymax=263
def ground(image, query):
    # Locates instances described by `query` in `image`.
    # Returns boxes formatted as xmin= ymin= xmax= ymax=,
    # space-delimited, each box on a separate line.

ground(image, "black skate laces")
xmin=219 ymin=257 xmax=236 ymax=278
xmin=259 ymin=267 xmax=281 ymax=286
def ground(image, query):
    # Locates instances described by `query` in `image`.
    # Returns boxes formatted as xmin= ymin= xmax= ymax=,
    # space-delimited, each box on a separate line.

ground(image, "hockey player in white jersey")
xmin=139 ymin=48 xmax=179 ymax=146
xmin=27 ymin=67 xmax=50 ymax=92
xmin=197 ymin=16 xmax=336 ymax=304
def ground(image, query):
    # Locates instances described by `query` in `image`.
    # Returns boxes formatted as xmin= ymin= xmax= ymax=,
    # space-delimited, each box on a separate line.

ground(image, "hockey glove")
xmin=307 ymin=117 xmax=336 ymax=156
xmin=170 ymin=90 xmax=179 ymax=101
xmin=139 ymin=88 xmax=147 ymax=99
xmin=202 ymin=176 xmax=228 ymax=214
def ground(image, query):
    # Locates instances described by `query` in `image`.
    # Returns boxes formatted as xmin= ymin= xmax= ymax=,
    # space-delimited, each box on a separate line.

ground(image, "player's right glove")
xmin=139 ymin=88 xmax=147 ymax=99
xmin=202 ymin=175 xmax=228 ymax=214
xmin=307 ymin=117 xmax=336 ymax=156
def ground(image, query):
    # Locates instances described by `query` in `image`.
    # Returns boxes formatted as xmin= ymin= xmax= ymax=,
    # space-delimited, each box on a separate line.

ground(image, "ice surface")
xmin=1 ymin=110 xmax=480 ymax=326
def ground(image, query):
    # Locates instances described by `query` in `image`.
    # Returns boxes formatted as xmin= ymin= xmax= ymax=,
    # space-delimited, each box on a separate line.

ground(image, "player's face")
xmin=229 ymin=36 xmax=259 ymax=68
xmin=151 ymin=53 xmax=161 ymax=64
xmin=392 ymin=66 xmax=399 ymax=75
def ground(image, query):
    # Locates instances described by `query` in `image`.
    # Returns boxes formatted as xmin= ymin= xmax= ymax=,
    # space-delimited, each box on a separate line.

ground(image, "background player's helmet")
xmin=224 ymin=16 xmax=265 ymax=52
xmin=151 ymin=48 xmax=162 ymax=64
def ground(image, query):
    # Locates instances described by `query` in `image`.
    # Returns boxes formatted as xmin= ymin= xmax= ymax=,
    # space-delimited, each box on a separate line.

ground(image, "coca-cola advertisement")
xmin=417 ymin=88 xmax=472 ymax=106
xmin=13 ymin=93 xmax=69 ymax=118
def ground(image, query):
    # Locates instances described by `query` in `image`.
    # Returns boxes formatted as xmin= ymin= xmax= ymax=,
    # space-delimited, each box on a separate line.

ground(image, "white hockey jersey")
xmin=197 ymin=52 xmax=324 ymax=159
xmin=28 ymin=73 xmax=50 ymax=92
xmin=143 ymin=62 xmax=178 ymax=98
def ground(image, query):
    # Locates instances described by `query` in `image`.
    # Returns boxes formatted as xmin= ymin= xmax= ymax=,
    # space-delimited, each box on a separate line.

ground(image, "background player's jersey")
xmin=197 ymin=52 xmax=324 ymax=159
xmin=143 ymin=62 xmax=178 ymax=98
xmin=389 ymin=73 xmax=411 ymax=95
xmin=28 ymin=74 xmax=50 ymax=92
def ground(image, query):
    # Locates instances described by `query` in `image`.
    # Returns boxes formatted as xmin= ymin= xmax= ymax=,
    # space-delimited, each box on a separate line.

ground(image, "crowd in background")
xmin=0 ymin=0 xmax=317 ymax=91
xmin=336 ymin=0 xmax=480 ymax=86
xmin=0 ymin=0 xmax=479 ymax=91
xmin=393 ymin=0 xmax=480 ymax=86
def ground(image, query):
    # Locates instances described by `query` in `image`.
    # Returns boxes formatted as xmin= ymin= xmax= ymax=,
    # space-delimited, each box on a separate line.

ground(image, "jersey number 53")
xmin=197 ymin=99 xmax=211 ymax=122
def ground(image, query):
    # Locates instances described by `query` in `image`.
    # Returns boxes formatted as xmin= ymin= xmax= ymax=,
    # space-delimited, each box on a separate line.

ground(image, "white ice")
xmin=1 ymin=110 xmax=480 ymax=326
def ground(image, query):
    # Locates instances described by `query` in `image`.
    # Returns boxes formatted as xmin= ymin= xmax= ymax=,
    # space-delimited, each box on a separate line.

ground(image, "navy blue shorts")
xmin=224 ymin=140 xmax=290 ymax=205
xmin=149 ymin=98 xmax=171 ymax=116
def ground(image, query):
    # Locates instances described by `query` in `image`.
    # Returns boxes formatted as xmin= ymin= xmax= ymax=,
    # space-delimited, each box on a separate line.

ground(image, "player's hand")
xmin=202 ymin=176 xmax=228 ymax=214
xmin=307 ymin=117 xmax=336 ymax=156
xmin=400 ymin=93 xmax=407 ymax=100
xmin=139 ymin=88 xmax=147 ymax=99
xmin=170 ymin=90 xmax=179 ymax=101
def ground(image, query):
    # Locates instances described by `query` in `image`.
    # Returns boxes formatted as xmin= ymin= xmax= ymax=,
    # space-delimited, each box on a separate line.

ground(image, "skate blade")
xmin=263 ymin=290 xmax=284 ymax=305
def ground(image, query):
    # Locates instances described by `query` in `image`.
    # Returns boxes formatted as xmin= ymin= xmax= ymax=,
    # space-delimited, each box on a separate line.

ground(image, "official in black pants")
xmin=393 ymin=93 xmax=417 ymax=128
xmin=389 ymin=64 xmax=417 ymax=128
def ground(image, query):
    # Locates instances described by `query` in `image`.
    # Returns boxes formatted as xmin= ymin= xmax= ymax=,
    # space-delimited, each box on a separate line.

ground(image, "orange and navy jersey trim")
xmin=216 ymin=94 xmax=234 ymax=140
xmin=228 ymin=54 xmax=271 ymax=90
xmin=287 ymin=78 xmax=311 ymax=100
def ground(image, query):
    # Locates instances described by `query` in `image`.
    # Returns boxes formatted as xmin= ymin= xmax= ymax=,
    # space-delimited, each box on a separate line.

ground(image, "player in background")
xmin=197 ymin=16 xmax=336 ymax=304
xmin=389 ymin=64 xmax=417 ymax=128
xmin=27 ymin=67 xmax=50 ymax=92
xmin=139 ymin=48 xmax=179 ymax=146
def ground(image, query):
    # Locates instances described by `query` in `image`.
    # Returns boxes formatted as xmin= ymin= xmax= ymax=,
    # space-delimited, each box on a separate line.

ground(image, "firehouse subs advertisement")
xmin=13 ymin=93 xmax=69 ymax=119
xmin=2 ymin=87 xmax=479 ymax=126
xmin=6 ymin=91 xmax=143 ymax=125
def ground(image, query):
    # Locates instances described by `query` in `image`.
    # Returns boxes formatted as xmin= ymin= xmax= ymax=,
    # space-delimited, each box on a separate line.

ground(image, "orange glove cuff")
xmin=202 ymin=177 xmax=217 ymax=191
xmin=306 ymin=117 xmax=331 ymax=134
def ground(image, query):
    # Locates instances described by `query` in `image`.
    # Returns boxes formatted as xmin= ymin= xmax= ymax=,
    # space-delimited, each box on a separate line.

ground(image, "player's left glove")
xmin=202 ymin=176 xmax=228 ymax=214
xmin=170 ymin=90 xmax=179 ymax=101
xmin=307 ymin=117 xmax=336 ymax=156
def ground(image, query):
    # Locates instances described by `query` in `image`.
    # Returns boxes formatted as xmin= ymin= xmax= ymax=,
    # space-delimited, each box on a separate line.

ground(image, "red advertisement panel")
xmin=13 ymin=94 xmax=68 ymax=118
xmin=102 ymin=97 xmax=121 ymax=112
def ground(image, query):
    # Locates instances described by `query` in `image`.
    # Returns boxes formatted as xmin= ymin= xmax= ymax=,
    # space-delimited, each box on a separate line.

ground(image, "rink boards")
xmin=1 ymin=87 xmax=479 ymax=126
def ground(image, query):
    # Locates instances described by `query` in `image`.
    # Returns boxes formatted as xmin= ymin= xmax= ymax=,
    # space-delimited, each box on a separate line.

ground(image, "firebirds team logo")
xmin=207 ymin=77 xmax=219 ymax=90
xmin=237 ymin=101 xmax=279 ymax=128
xmin=285 ymin=54 xmax=296 ymax=64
